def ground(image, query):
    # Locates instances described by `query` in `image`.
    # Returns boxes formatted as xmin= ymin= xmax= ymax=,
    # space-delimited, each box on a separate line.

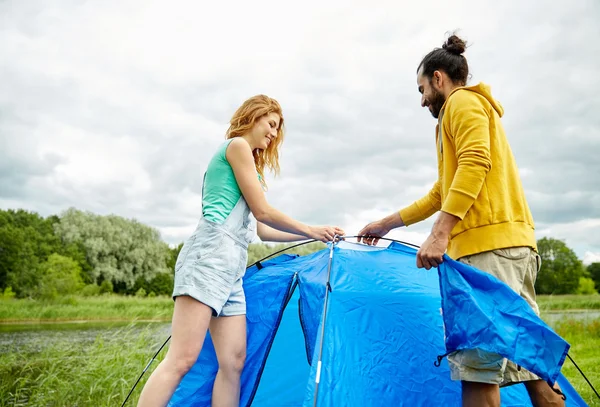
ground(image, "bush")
xmin=576 ymin=277 xmax=598 ymax=295
xmin=1 ymin=286 xmax=16 ymax=300
xmin=36 ymin=254 xmax=84 ymax=299
xmin=80 ymin=284 xmax=101 ymax=297
xmin=135 ymin=287 xmax=147 ymax=297
xmin=99 ymin=280 xmax=113 ymax=294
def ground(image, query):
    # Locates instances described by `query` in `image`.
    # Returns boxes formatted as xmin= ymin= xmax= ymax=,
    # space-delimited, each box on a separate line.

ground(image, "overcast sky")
xmin=1 ymin=0 xmax=599 ymax=263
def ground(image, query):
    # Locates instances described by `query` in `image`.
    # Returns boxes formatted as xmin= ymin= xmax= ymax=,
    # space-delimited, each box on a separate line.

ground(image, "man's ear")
xmin=433 ymin=70 xmax=443 ymax=88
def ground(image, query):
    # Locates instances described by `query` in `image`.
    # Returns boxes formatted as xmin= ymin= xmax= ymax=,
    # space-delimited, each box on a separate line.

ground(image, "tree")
xmin=0 ymin=209 xmax=69 ymax=297
xmin=535 ymin=237 xmax=585 ymax=295
xmin=576 ymin=277 xmax=597 ymax=295
xmin=588 ymin=262 xmax=600 ymax=292
xmin=247 ymin=241 xmax=326 ymax=265
xmin=167 ymin=243 xmax=184 ymax=272
xmin=0 ymin=222 xmax=40 ymax=296
xmin=36 ymin=254 xmax=84 ymax=299
xmin=53 ymin=208 xmax=171 ymax=289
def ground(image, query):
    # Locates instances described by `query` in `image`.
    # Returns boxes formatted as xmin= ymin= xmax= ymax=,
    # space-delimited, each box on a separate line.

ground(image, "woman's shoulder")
xmin=224 ymin=137 xmax=252 ymax=161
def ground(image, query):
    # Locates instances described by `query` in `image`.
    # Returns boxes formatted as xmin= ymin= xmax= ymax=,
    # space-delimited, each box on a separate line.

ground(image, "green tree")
xmin=576 ymin=277 xmax=597 ymax=295
xmin=0 ymin=223 xmax=40 ymax=296
xmin=0 ymin=209 xmax=91 ymax=297
xmin=167 ymin=243 xmax=184 ymax=272
xmin=588 ymin=262 xmax=600 ymax=292
xmin=36 ymin=254 xmax=84 ymax=299
xmin=247 ymin=241 xmax=326 ymax=265
xmin=536 ymin=237 xmax=585 ymax=295
xmin=0 ymin=209 xmax=71 ymax=297
xmin=54 ymin=208 xmax=171 ymax=289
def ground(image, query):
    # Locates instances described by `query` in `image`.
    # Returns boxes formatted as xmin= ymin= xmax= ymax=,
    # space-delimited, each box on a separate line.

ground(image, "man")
xmin=358 ymin=34 xmax=564 ymax=407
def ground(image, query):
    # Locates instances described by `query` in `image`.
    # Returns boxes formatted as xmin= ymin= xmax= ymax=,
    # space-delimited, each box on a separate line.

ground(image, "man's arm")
xmin=441 ymin=93 xmax=492 ymax=219
xmin=416 ymin=211 xmax=460 ymax=269
xmin=398 ymin=180 xmax=442 ymax=226
xmin=358 ymin=181 xmax=441 ymax=245
xmin=417 ymin=93 xmax=492 ymax=269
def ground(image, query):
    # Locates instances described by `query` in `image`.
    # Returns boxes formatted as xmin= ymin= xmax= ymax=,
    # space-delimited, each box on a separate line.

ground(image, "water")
xmin=0 ymin=320 xmax=172 ymax=355
xmin=542 ymin=310 xmax=600 ymax=325
xmin=2 ymin=310 xmax=597 ymax=355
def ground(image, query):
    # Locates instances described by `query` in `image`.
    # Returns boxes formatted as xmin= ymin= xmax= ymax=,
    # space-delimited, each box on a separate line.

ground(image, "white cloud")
xmin=583 ymin=252 xmax=600 ymax=266
xmin=1 ymin=0 xmax=598 ymax=260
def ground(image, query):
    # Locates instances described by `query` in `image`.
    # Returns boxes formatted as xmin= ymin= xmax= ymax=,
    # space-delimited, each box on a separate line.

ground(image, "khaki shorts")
xmin=447 ymin=246 xmax=542 ymax=386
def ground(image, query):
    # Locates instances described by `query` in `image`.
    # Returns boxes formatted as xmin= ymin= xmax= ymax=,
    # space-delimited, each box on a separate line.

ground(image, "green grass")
xmin=0 ymin=294 xmax=599 ymax=406
xmin=0 ymin=294 xmax=173 ymax=323
xmin=537 ymin=294 xmax=600 ymax=311
xmin=0 ymin=323 xmax=168 ymax=407
xmin=1 ymin=294 xmax=598 ymax=323
xmin=0 ymin=318 xmax=598 ymax=406
xmin=551 ymin=319 xmax=600 ymax=406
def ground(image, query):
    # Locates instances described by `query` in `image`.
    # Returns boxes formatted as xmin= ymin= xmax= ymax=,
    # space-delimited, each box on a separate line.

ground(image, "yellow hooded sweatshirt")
xmin=399 ymin=83 xmax=536 ymax=260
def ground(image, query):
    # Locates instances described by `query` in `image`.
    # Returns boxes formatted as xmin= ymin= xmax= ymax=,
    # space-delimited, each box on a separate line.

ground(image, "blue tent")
xmin=167 ymin=240 xmax=587 ymax=406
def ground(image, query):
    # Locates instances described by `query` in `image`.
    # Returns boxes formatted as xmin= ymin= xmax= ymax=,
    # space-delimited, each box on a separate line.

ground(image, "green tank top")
xmin=202 ymin=139 xmax=242 ymax=224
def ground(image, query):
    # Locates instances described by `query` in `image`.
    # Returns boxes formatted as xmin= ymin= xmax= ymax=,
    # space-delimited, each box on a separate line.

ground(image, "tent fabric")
xmin=167 ymin=241 xmax=587 ymax=407
xmin=437 ymin=255 xmax=570 ymax=386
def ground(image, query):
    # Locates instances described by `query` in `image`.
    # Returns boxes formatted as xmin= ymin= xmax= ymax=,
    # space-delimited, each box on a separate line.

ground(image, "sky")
xmin=1 ymin=0 xmax=599 ymax=263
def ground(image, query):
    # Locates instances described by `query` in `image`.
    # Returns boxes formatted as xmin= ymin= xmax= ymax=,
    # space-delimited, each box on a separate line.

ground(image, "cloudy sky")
xmin=1 ymin=0 xmax=599 ymax=263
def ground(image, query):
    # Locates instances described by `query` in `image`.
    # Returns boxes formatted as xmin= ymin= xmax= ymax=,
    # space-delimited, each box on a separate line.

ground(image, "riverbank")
xmin=0 ymin=294 xmax=173 ymax=323
xmin=2 ymin=294 xmax=599 ymax=323
xmin=537 ymin=294 xmax=600 ymax=311
xmin=1 ymin=318 xmax=598 ymax=406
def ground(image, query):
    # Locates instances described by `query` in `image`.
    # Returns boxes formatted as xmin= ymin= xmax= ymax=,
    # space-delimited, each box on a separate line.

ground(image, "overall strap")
xmin=201 ymin=172 xmax=207 ymax=210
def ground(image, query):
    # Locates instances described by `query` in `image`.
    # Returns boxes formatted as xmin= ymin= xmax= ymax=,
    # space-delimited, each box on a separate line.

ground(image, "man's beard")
xmin=429 ymin=88 xmax=446 ymax=119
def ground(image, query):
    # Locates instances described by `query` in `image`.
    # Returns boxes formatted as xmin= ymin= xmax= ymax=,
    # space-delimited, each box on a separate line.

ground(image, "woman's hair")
xmin=417 ymin=33 xmax=469 ymax=86
xmin=226 ymin=94 xmax=285 ymax=189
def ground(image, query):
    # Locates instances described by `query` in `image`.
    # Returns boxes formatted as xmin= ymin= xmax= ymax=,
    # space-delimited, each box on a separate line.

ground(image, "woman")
xmin=137 ymin=95 xmax=344 ymax=407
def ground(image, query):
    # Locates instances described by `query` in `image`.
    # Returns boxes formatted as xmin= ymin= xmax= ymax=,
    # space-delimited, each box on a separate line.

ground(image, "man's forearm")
xmin=382 ymin=211 xmax=406 ymax=230
xmin=431 ymin=211 xmax=460 ymax=239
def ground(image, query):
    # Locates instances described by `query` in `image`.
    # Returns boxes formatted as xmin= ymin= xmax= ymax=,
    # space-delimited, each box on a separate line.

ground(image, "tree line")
xmin=0 ymin=208 xmax=598 ymax=299
xmin=0 ymin=208 xmax=326 ymax=299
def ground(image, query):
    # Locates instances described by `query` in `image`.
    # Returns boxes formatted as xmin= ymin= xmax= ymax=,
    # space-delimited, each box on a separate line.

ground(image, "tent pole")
xmin=312 ymin=237 xmax=338 ymax=407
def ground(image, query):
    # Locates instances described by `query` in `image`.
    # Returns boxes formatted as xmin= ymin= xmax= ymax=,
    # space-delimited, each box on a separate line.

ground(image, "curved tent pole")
xmin=247 ymin=239 xmax=319 ymax=269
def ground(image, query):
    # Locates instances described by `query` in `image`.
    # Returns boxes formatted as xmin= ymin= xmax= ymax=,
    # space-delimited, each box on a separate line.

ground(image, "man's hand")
xmin=357 ymin=220 xmax=390 ymax=246
xmin=416 ymin=232 xmax=449 ymax=269
xmin=357 ymin=212 xmax=405 ymax=246
xmin=416 ymin=211 xmax=460 ymax=269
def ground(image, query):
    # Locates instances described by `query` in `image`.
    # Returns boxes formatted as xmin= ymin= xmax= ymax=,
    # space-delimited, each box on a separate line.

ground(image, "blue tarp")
xmin=438 ymin=255 xmax=570 ymax=386
xmin=167 ymin=241 xmax=587 ymax=406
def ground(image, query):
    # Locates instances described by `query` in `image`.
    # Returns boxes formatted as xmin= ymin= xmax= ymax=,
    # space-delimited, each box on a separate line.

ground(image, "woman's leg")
xmin=209 ymin=315 xmax=247 ymax=407
xmin=136 ymin=296 xmax=213 ymax=407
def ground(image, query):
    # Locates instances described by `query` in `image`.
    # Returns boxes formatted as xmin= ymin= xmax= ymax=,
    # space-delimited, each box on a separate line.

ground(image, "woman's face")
xmin=251 ymin=112 xmax=280 ymax=150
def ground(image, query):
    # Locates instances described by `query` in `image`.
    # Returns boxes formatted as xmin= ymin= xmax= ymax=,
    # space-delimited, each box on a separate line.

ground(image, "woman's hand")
xmin=307 ymin=225 xmax=345 ymax=243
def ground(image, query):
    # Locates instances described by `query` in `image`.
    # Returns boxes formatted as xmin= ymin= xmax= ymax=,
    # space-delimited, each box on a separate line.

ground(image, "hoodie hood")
xmin=447 ymin=82 xmax=504 ymax=117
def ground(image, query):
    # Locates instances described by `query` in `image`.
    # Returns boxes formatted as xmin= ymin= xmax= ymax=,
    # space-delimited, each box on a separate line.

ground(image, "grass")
xmin=0 ymin=323 xmax=169 ymax=407
xmin=0 ymin=318 xmax=598 ymax=406
xmin=0 ymin=294 xmax=173 ymax=323
xmin=0 ymin=295 xmax=598 ymax=406
xmin=1 ymin=294 xmax=599 ymax=323
xmin=537 ymin=294 xmax=600 ymax=311
xmin=552 ymin=319 xmax=600 ymax=406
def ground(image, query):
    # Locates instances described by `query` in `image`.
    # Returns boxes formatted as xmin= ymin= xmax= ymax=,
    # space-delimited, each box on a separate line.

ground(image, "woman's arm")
xmin=226 ymin=138 xmax=343 ymax=243
xmin=257 ymin=221 xmax=309 ymax=242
